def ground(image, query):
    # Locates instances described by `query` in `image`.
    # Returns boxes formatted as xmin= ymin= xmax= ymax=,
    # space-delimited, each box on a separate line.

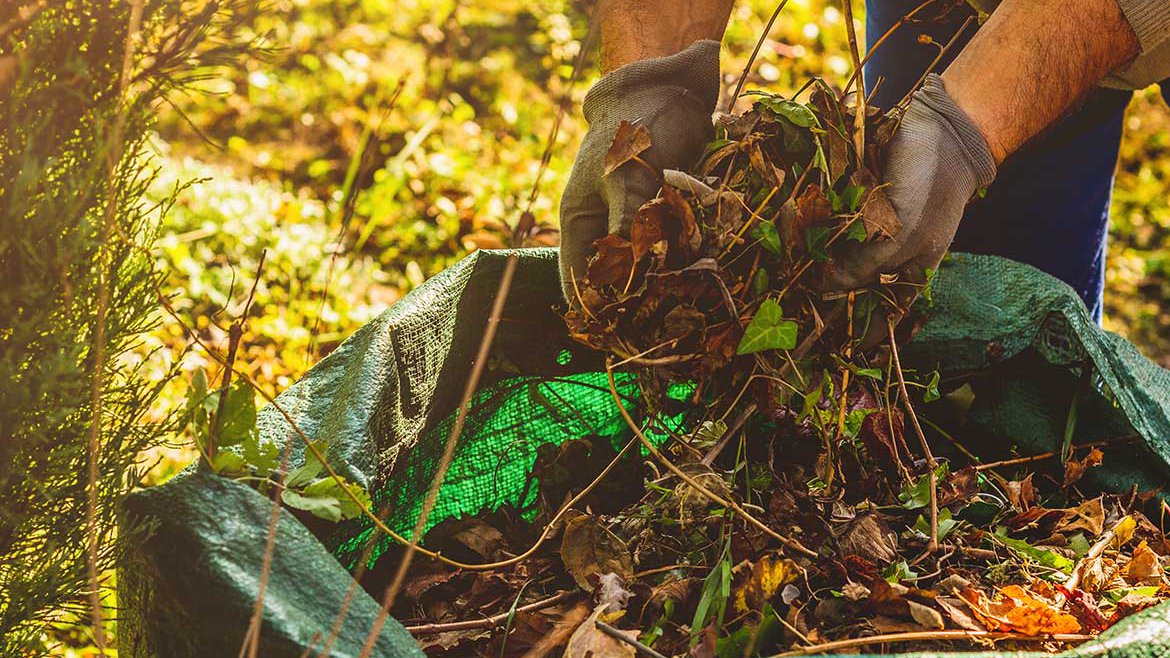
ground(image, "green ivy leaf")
xmin=898 ymin=463 xmax=950 ymax=509
xmin=751 ymin=268 xmax=769 ymax=297
xmin=923 ymin=371 xmax=941 ymax=403
xmin=846 ymin=218 xmax=868 ymax=243
xmin=882 ymin=560 xmax=918 ymax=584
xmin=754 ymin=220 xmax=782 ymax=255
xmin=754 ymin=96 xmax=820 ymax=128
xmin=692 ymin=420 xmax=727 ymax=450
xmin=804 ymin=226 xmax=832 ymax=262
xmin=214 ymin=379 xmax=257 ymax=447
xmin=914 ymin=508 xmax=959 ymax=540
xmin=737 ymin=299 xmax=798 ymax=355
xmin=842 ymin=185 xmax=866 ymax=212
xmin=843 ymin=408 xmax=876 ymax=439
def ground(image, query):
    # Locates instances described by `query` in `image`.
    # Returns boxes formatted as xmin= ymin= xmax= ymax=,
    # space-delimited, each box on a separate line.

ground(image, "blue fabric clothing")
xmin=863 ymin=0 xmax=1139 ymax=321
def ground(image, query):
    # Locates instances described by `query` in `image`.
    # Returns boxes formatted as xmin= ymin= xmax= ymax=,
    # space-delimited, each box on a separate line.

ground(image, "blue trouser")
xmin=863 ymin=0 xmax=1143 ymax=321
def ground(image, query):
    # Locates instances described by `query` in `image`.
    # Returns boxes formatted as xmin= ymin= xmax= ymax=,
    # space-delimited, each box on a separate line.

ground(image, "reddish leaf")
xmin=1064 ymin=447 xmax=1104 ymax=488
xmin=586 ymin=234 xmax=635 ymax=288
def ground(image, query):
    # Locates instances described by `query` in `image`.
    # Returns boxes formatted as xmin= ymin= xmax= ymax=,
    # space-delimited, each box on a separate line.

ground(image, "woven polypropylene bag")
xmin=120 ymin=248 xmax=1170 ymax=657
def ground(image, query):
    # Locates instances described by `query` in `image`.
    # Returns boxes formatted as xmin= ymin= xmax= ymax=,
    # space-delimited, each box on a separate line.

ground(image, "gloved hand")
xmin=559 ymin=39 xmax=721 ymax=305
xmin=825 ymin=73 xmax=998 ymax=294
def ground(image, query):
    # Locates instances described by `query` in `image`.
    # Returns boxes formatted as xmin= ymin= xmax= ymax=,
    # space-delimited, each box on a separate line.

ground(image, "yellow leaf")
xmin=1112 ymin=515 xmax=1138 ymax=549
xmin=732 ymin=554 xmax=801 ymax=613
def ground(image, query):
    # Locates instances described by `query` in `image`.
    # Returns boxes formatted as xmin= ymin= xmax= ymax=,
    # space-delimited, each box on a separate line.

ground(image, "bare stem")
xmin=85 ymin=0 xmax=145 ymax=649
xmin=887 ymin=317 xmax=939 ymax=553
xmin=767 ymin=629 xmax=1093 ymax=657
xmin=606 ymin=365 xmax=817 ymax=558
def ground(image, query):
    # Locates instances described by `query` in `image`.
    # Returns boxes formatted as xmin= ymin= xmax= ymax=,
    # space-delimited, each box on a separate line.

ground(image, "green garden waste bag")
xmin=119 ymin=248 xmax=1170 ymax=657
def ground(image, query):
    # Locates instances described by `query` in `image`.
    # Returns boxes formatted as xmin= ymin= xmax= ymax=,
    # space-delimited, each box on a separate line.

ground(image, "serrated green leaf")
xmin=243 ymin=433 xmax=281 ymax=476
xmin=281 ymin=487 xmax=342 ymax=522
xmin=922 ymin=267 xmax=937 ymax=306
xmin=285 ymin=441 xmax=328 ymax=488
xmin=210 ymin=450 xmax=247 ymax=474
xmin=737 ymin=299 xmax=798 ymax=355
xmin=281 ymin=473 xmax=371 ymax=523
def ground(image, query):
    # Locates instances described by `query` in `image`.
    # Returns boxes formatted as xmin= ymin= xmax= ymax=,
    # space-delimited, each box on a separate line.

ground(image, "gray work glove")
xmin=826 ymin=74 xmax=997 ymax=293
xmin=559 ymin=39 xmax=721 ymax=304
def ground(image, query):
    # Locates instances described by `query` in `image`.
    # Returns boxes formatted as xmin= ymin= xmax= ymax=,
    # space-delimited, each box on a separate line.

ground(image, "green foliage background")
xmin=145 ymin=0 xmax=1169 ymax=421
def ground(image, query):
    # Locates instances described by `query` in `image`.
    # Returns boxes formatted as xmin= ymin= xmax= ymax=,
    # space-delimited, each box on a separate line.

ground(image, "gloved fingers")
xmin=559 ymin=209 xmax=609 ymax=308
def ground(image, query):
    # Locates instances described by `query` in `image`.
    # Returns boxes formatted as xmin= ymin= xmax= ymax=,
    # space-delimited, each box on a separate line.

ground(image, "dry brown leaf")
xmin=1063 ymin=448 xmax=1104 ymax=488
xmin=1005 ymin=474 xmax=1037 ymax=512
xmin=1056 ymin=497 xmax=1105 ymax=537
xmin=852 ymin=169 xmax=901 ymax=238
xmin=585 ymin=234 xmax=635 ymax=288
xmin=836 ymin=513 xmax=898 ymax=564
xmin=1125 ymin=541 xmax=1164 ymax=585
xmin=604 ymin=120 xmax=653 ymax=176
xmin=564 ymin=604 xmax=637 ymax=658
xmin=596 ymin=573 xmax=632 ymax=614
xmin=939 ymin=465 xmax=979 ymax=507
xmin=937 ymin=595 xmax=986 ymax=631
xmin=560 ymin=510 xmax=634 ymax=592
xmin=908 ymin=600 xmax=946 ymax=630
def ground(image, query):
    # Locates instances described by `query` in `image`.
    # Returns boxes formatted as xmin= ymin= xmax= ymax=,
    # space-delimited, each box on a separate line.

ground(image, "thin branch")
xmin=595 ymin=620 xmax=669 ymax=658
xmin=895 ymin=15 xmax=976 ymax=111
xmin=974 ymin=435 xmax=1138 ymax=472
xmin=405 ymin=591 xmax=581 ymax=635
xmin=887 ymin=317 xmax=938 ymax=553
xmin=84 ymin=0 xmax=145 ymax=649
xmin=605 ymin=365 xmax=817 ymax=558
xmin=842 ymin=0 xmax=943 ymax=96
xmin=767 ymin=630 xmax=1093 ymax=656
xmin=727 ymin=0 xmax=791 ymax=113
xmin=840 ymin=0 xmax=865 ymax=162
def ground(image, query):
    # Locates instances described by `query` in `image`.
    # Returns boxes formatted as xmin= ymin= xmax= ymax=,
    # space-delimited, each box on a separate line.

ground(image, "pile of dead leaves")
xmin=381 ymin=426 xmax=1167 ymax=658
xmin=368 ymin=87 xmax=1170 ymax=657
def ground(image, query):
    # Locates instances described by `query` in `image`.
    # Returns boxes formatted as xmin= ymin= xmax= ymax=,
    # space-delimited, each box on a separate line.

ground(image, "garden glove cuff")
xmin=827 ymin=73 xmax=997 ymax=292
xmin=559 ymin=39 xmax=721 ymax=305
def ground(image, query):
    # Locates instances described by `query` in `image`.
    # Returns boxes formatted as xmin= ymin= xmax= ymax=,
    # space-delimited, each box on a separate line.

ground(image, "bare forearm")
xmin=942 ymin=0 xmax=1139 ymax=164
xmin=597 ymin=0 xmax=734 ymax=73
